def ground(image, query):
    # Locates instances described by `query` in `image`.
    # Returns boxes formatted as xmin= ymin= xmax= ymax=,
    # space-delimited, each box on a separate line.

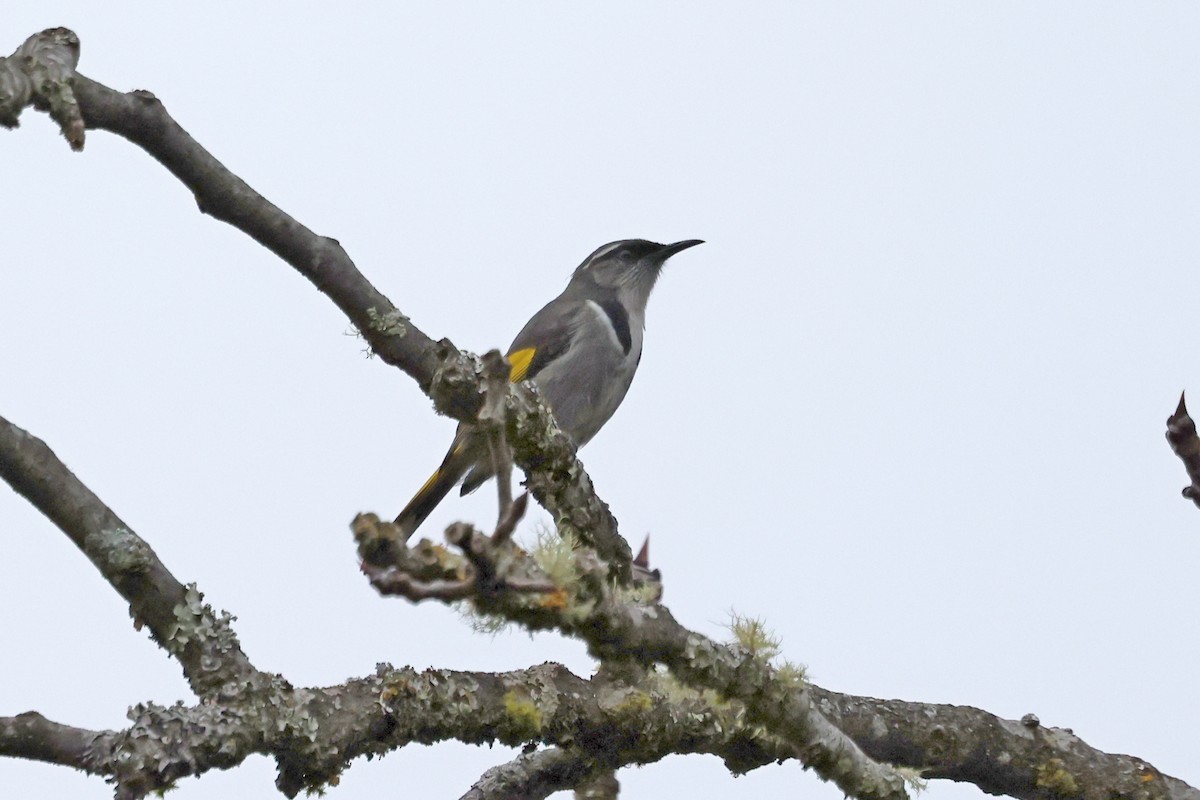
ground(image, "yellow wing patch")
xmin=508 ymin=347 xmax=536 ymax=382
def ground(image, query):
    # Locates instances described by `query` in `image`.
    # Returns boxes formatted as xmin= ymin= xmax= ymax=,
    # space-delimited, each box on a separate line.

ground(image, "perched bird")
xmin=395 ymin=238 xmax=703 ymax=537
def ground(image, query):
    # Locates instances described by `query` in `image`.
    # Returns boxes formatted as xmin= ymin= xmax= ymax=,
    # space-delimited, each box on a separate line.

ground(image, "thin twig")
xmin=630 ymin=535 xmax=663 ymax=602
xmin=362 ymin=562 xmax=476 ymax=601
xmin=1165 ymin=392 xmax=1200 ymax=509
xmin=459 ymin=747 xmax=597 ymax=800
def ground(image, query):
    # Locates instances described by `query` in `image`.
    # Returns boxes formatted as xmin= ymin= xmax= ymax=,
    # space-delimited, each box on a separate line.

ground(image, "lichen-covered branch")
xmin=813 ymin=690 xmax=1200 ymax=800
xmin=0 ymin=415 xmax=255 ymax=696
xmin=1165 ymin=392 xmax=1200 ymax=509
xmin=360 ymin=517 xmax=1200 ymax=800
xmin=357 ymin=517 xmax=908 ymax=800
xmin=6 ymin=662 xmax=1196 ymax=800
xmin=0 ymin=26 xmax=633 ymax=577
xmin=0 ymin=27 xmax=84 ymax=147
xmin=2 ymin=662 xmax=795 ymax=800
xmin=0 ymin=413 xmax=785 ymax=799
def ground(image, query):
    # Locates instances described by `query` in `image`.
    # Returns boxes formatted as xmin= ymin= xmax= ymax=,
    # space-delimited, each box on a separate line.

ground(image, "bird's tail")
xmin=395 ymin=440 xmax=476 ymax=539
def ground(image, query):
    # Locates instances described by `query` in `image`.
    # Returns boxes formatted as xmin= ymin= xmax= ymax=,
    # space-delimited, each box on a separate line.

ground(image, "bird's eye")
xmin=618 ymin=248 xmax=633 ymax=262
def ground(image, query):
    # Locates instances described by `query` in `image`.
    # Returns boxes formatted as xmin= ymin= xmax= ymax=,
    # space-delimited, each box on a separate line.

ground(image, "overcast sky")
xmin=3 ymin=4 xmax=1199 ymax=799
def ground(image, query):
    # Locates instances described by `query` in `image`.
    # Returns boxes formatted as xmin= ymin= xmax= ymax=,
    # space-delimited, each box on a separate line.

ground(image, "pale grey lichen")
xmin=365 ymin=308 xmax=409 ymax=338
xmin=86 ymin=527 xmax=154 ymax=575
xmin=165 ymin=584 xmax=240 ymax=661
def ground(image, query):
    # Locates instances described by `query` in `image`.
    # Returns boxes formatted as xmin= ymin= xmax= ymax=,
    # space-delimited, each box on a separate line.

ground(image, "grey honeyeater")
xmin=395 ymin=238 xmax=703 ymax=537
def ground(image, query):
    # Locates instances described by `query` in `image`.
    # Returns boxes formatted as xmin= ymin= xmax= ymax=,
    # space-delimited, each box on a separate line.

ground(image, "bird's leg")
xmin=480 ymin=350 xmax=521 ymax=542
xmin=492 ymin=492 xmax=528 ymax=545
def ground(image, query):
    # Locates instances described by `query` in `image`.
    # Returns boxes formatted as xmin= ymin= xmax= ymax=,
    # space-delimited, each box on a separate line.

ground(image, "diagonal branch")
xmin=0 ymin=415 xmax=256 ymax=696
xmin=1 ymin=27 xmax=632 ymax=578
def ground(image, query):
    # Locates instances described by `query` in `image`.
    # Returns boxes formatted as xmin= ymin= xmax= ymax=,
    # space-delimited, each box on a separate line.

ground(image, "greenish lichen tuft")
xmin=502 ymin=690 xmax=544 ymax=736
xmin=1035 ymin=758 xmax=1079 ymax=796
xmin=727 ymin=611 xmax=781 ymax=661
xmin=530 ymin=524 xmax=579 ymax=587
xmin=776 ymin=660 xmax=808 ymax=687
xmin=463 ymin=605 xmax=514 ymax=636
xmin=613 ymin=689 xmax=653 ymax=718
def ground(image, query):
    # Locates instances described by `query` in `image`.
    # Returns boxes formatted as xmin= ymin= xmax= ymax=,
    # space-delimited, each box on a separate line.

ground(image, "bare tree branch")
xmin=813 ymin=689 xmax=1200 ymax=800
xmin=0 ymin=713 xmax=108 ymax=773
xmin=460 ymin=747 xmax=597 ymax=800
xmin=0 ymin=415 xmax=255 ymax=696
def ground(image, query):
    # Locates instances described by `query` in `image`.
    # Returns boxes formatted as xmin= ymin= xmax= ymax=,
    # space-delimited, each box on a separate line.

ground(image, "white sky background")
xmin=3 ymin=3 xmax=1198 ymax=799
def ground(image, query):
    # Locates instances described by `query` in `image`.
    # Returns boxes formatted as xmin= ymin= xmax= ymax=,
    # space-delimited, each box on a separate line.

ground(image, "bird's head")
xmin=569 ymin=238 xmax=703 ymax=308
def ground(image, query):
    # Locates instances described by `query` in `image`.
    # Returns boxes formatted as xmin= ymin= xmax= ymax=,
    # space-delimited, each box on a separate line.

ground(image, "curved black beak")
xmin=657 ymin=239 xmax=704 ymax=261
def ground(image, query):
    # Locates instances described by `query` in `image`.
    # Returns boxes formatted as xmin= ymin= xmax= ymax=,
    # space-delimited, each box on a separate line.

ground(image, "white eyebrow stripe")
xmin=582 ymin=242 xmax=623 ymax=267
xmin=585 ymin=299 xmax=625 ymax=351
